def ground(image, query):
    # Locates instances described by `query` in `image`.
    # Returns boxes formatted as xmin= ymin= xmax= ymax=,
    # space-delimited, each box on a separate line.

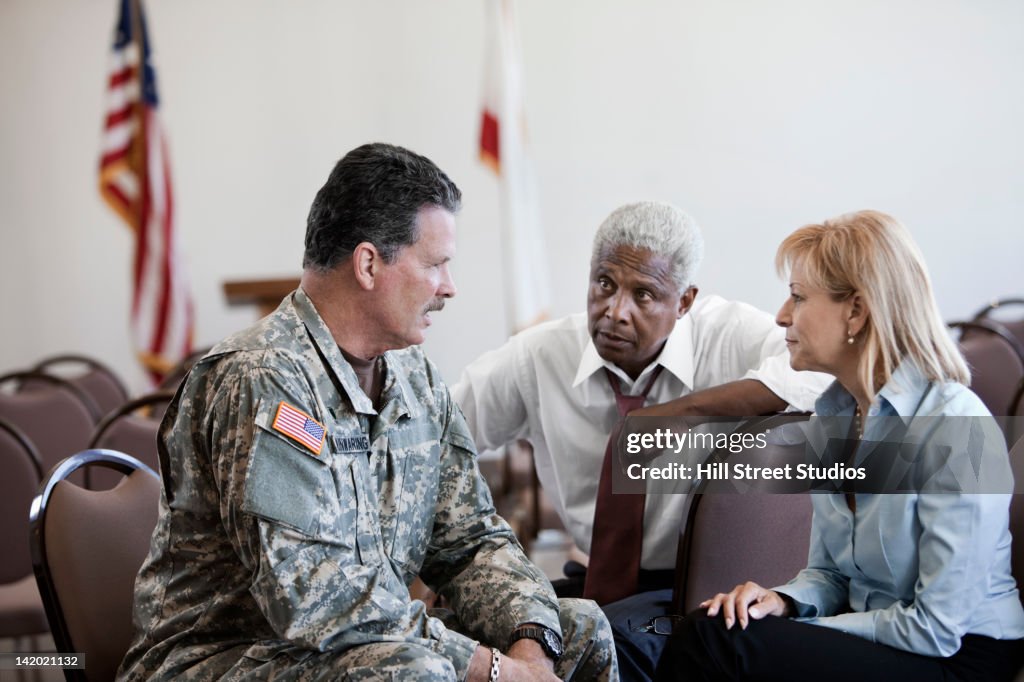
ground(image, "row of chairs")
xmin=0 ymin=371 xmax=172 ymax=488
xmin=0 ymin=406 xmax=168 ymax=678
xmin=0 ymin=352 xmax=199 ymax=676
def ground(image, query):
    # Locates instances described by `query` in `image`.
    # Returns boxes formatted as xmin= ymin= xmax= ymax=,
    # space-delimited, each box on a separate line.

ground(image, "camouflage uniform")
xmin=118 ymin=290 xmax=616 ymax=681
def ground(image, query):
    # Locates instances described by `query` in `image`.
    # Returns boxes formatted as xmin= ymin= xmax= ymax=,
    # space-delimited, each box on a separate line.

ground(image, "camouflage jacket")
xmin=118 ymin=289 xmax=559 ymax=681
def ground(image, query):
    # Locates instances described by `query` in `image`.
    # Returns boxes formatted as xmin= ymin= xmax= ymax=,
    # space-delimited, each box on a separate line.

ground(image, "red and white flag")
xmin=479 ymin=0 xmax=550 ymax=332
xmin=99 ymin=0 xmax=193 ymax=382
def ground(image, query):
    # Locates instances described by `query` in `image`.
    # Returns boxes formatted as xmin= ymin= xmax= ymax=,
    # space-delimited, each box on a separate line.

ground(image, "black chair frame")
xmin=949 ymin=319 xmax=1024 ymax=366
xmin=28 ymin=449 xmax=157 ymax=681
xmin=0 ymin=371 xmax=104 ymax=423
xmin=88 ymin=390 xmax=177 ymax=449
xmin=32 ymin=354 xmax=129 ymax=403
xmin=1014 ymin=379 xmax=1024 ymax=418
xmin=0 ymin=417 xmax=44 ymax=481
xmin=973 ymin=298 xmax=1024 ymax=321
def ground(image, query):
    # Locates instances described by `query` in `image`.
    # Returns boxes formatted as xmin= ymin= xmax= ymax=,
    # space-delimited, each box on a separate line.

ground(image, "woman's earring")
xmin=847 ymin=330 xmax=855 ymax=345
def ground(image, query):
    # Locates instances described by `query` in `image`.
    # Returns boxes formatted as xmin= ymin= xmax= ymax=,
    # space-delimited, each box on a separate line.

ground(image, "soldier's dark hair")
xmin=303 ymin=143 xmax=462 ymax=270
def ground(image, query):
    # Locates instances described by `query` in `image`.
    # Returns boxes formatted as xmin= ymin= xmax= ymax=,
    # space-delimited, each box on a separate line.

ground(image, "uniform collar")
xmin=572 ymin=313 xmax=695 ymax=392
xmin=376 ymin=353 xmax=422 ymax=423
xmin=292 ymin=288 xmax=376 ymax=416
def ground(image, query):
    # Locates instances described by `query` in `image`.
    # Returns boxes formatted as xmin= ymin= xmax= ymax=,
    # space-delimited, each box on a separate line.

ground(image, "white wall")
xmin=2 ymin=0 xmax=1022 ymax=392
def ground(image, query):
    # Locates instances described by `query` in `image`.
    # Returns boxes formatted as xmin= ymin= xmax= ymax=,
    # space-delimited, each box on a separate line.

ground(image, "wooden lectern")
xmin=223 ymin=277 xmax=300 ymax=318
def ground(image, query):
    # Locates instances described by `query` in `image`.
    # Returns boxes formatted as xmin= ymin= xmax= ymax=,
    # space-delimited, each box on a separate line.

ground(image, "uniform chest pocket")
xmin=241 ymin=398 xmax=346 ymax=539
xmin=383 ymin=428 xmax=443 ymax=576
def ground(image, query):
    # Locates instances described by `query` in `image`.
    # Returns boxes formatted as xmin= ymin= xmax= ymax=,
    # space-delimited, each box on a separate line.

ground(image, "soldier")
xmin=118 ymin=143 xmax=616 ymax=681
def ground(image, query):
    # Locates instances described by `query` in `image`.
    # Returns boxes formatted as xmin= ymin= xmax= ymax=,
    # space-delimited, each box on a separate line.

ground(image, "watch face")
xmin=543 ymin=629 xmax=564 ymax=656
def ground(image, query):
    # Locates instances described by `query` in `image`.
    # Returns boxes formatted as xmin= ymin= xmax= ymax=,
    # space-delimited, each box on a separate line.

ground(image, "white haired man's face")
xmin=587 ymin=244 xmax=694 ymax=380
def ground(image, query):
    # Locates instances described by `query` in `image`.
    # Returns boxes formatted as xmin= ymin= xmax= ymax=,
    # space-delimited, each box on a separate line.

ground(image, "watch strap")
xmin=508 ymin=625 xmax=563 ymax=660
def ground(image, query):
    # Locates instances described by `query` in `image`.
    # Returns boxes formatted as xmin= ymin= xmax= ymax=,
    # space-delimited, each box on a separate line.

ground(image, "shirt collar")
xmin=813 ymin=359 xmax=928 ymax=423
xmin=877 ymin=360 xmax=930 ymax=422
xmin=572 ymin=313 xmax=695 ymax=392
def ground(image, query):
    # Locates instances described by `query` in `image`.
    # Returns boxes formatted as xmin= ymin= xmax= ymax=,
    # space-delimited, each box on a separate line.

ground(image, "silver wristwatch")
xmin=508 ymin=625 xmax=564 ymax=662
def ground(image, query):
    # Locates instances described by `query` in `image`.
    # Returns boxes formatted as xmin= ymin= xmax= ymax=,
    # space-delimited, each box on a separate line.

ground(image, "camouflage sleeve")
xmin=206 ymin=353 xmax=479 ymax=672
xmin=419 ymin=389 xmax=561 ymax=644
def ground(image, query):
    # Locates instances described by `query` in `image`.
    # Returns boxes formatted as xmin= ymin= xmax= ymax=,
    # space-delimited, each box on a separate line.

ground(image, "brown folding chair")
xmin=672 ymin=414 xmax=813 ymax=614
xmin=87 ymin=391 xmax=174 ymax=489
xmin=949 ymin=320 xmax=1024 ymax=418
xmin=32 ymin=354 xmax=130 ymax=418
xmin=0 ymin=372 xmax=102 ymax=488
xmin=0 ymin=419 xmax=49 ymax=653
xmin=29 ymin=449 xmax=160 ymax=682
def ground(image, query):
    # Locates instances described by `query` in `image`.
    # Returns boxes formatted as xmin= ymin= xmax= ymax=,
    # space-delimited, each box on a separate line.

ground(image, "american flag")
xmin=272 ymin=402 xmax=326 ymax=455
xmin=99 ymin=0 xmax=193 ymax=382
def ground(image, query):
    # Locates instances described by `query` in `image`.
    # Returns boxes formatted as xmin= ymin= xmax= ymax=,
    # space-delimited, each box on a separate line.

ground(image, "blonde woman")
xmin=655 ymin=211 xmax=1024 ymax=681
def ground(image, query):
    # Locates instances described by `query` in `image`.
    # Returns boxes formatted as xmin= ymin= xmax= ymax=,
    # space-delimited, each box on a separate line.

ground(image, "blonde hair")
xmin=776 ymin=210 xmax=968 ymax=395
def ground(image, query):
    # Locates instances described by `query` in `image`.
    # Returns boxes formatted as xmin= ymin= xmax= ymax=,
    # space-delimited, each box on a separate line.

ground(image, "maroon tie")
xmin=583 ymin=366 xmax=664 ymax=605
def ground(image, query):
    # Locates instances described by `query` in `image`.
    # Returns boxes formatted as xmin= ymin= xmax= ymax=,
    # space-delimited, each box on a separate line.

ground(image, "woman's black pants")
xmin=654 ymin=611 xmax=1024 ymax=682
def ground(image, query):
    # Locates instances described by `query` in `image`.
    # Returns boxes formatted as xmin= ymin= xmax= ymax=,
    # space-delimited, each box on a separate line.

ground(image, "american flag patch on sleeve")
xmin=271 ymin=401 xmax=326 ymax=455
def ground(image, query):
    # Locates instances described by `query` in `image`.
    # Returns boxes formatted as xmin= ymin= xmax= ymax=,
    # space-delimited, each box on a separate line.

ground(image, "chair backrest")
xmin=33 ymin=354 xmax=130 ymax=418
xmin=0 ymin=419 xmax=43 ymax=583
xmin=673 ymin=414 xmax=813 ymax=614
xmin=0 ymin=372 xmax=101 ymax=487
xmin=674 ymin=493 xmax=812 ymax=613
xmin=88 ymin=391 xmax=174 ymax=489
xmin=30 ymin=450 xmax=160 ymax=682
xmin=950 ymin=320 xmax=1024 ymax=417
xmin=974 ymin=298 xmax=1024 ymax=348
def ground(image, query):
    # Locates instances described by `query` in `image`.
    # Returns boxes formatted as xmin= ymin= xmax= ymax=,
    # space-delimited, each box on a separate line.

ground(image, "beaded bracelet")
xmin=488 ymin=646 xmax=502 ymax=681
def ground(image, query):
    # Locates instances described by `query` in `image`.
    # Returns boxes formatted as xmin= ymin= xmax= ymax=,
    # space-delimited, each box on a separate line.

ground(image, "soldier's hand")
xmin=504 ymin=638 xmax=557 ymax=679
xmin=467 ymin=645 xmax=559 ymax=682
xmin=500 ymin=654 xmax=560 ymax=682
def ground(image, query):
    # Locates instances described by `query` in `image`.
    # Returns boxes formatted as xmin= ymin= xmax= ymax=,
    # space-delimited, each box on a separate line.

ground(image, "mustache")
xmin=425 ymin=299 xmax=446 ymax=313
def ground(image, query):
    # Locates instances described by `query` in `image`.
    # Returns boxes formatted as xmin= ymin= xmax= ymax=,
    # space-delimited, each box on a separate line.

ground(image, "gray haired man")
xmin=454 ymin=201 xmax=830 ymax=680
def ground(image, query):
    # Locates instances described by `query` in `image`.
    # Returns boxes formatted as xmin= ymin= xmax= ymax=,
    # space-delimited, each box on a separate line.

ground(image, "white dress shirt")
xmin=453 ymin=294 xmax=831 ymax=570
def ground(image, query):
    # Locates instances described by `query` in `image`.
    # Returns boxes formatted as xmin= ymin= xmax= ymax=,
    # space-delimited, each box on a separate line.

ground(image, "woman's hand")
xmin=701 ymin=581 xmax=791 ymax=630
